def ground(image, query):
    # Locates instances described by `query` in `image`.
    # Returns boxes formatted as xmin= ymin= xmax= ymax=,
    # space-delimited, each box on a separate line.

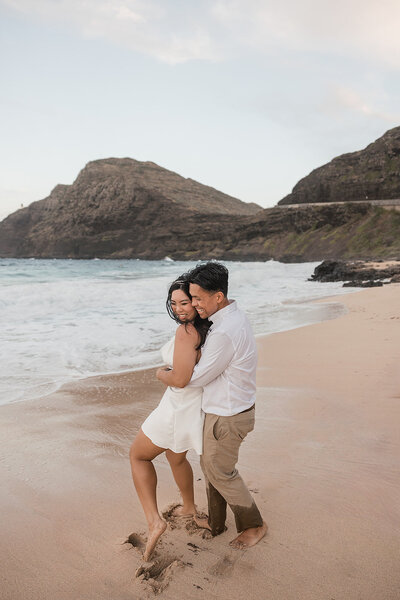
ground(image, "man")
xmin=186 ymin=262 xmax=267 ymax=549
xmin=157 ymin=262 xmax=266 ymax=549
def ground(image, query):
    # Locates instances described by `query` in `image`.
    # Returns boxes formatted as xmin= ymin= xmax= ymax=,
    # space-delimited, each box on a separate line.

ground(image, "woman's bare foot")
xmin=229 ymin=521 xmax=268 ymax=550
xmin=143 ymin=519 xmax=167 ymax=561
xmin=172 ymin=504 xmax=196 ymax=517
xmin=194 ymin=514 xmax=212 ymax=531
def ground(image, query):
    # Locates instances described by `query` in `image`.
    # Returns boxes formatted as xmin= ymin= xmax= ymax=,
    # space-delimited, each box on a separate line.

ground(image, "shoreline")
xmin=1 ymin=285 xmax=399 ymax=599
xmin=1 ymin=285 xmax=353 ymax=409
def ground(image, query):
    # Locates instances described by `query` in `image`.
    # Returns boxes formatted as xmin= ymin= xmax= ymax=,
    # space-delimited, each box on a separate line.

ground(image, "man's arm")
xmin=187 ymin=331 xmax=234 ymax=388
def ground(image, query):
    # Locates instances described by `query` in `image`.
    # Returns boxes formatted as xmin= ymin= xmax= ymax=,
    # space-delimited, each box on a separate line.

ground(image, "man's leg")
xmin=201 ymin=409 xmax=266 ymax=546
xmin=198 ymin=414 xmax=228 ymax=535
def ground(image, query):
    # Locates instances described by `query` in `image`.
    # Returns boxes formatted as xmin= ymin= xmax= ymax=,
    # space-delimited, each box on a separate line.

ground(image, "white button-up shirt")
xmin=189 ymin=300 xmax=257 ymax=416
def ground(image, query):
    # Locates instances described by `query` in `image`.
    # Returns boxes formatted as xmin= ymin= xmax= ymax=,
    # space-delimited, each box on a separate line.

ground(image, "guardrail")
xmin=278 ymin=199 xmax=400 ymax=211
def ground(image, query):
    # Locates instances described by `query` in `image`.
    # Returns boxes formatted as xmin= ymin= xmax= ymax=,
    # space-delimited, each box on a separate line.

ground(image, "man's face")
xmin=189 ymin=283 xmax=222 ymax=318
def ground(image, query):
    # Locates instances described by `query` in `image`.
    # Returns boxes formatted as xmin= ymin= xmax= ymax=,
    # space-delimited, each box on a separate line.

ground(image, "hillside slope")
xmin=279 ymin=126 xmax=400 ymax=205
xmin=0 ymin=158 xmax=260 ymax=258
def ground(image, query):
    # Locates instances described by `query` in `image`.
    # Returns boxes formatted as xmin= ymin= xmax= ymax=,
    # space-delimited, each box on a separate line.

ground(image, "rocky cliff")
xmin=65 ymin=158 xmax=262 ymax=216
xmin=279 ymin=126 xmax=400 ymax=205
xmin=1 ymin=154 xmax=400 ymax=262
xmin=0 ymin=158 xmax=261 ymax=259
xmin=193 ymin=203 xmax=400 ymax=262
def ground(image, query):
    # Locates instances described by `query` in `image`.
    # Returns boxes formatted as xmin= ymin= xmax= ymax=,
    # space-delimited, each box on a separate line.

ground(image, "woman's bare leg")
xmin=129 ymin=430 xmax=167 ymax=561
xmin=165 ymin=450 xmax=196 ymax=516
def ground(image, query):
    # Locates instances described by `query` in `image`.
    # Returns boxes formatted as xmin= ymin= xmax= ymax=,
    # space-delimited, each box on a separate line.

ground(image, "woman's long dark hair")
xmin=166 ymin=278 xmax=211 ymax=350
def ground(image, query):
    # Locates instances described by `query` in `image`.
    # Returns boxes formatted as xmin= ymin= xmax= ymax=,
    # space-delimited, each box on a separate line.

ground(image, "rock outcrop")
xmin=1 ymin=155 xmax=400 ymax=262
xmin=0 ymin=158 xmax=261 ymax=259
xmin=310 ymin=259 xmax=400 ymax=286
xmin=64 ymin=158 xmax=261 ymax=216
xmin=279 ymin=126 xmax=400 ymax=205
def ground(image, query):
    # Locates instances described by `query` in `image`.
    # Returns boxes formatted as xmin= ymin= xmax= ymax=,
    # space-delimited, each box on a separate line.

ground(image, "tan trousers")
xmin=200 ymin=407 xmax=263 ymax=536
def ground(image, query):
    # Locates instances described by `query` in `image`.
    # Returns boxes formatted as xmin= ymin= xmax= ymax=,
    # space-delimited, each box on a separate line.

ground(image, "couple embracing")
xmin=129 ymin=262 xmax=267 ymax=561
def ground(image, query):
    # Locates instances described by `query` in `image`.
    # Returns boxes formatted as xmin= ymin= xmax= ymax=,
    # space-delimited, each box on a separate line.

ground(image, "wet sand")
xmin=0 ymin=284 xmax=399 ymax=599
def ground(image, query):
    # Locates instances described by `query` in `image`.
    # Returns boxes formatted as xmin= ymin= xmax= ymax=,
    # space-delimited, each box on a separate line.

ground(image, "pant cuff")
xmin=231 ymin=501 xmax=264 ymax=532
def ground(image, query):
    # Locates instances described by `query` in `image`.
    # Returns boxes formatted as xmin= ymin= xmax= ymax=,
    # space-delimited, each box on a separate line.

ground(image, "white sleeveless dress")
xmin=141 ymin=337 xmax=204 ymax=455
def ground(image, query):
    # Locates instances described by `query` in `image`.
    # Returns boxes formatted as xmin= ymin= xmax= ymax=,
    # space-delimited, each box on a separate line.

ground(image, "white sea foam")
xmin=0 ymin=259 xmax=355 ymax=405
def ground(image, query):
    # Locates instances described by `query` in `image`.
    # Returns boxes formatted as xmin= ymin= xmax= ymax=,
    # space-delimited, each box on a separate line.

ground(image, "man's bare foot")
xmin=194 ymin=514 xmax=212 ymax=531
xmin=171 ymin=504 xmax=196 ymax=517
xmin=143 ymin=519 xmax=167 ymax=561
xmin=229 ymin=521 xmax=268 ymax=550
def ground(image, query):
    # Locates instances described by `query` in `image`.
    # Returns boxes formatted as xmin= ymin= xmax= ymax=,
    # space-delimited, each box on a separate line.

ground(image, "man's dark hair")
xmin=185 ymin=262 xmax=229 ymax=296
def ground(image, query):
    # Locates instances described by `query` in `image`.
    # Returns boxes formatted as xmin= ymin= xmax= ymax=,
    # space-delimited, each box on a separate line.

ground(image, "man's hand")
xmin=156 ymin=366 xmax=171 ymax=384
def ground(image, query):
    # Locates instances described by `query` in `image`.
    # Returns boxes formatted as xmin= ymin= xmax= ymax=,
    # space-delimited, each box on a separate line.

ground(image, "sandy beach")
xmin=1 ymin=284 xmax=399 ymax=600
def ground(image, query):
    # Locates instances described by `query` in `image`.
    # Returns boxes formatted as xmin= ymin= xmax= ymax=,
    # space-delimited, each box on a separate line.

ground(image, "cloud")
xmin=323 ymin=85 xmax=400 ymax=124
xmin=1 ymin=0 xmax=223 ymax=63
xmin=211 ymin=0 xmax=400 ymax=66
xmin=3 ymin=0 xmax=400 ymax=66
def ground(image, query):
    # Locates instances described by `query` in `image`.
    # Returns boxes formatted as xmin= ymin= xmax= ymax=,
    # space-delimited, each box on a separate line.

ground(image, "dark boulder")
xmin=311 ymin=259 xmax=400 ymax=283
xmin=343 ymin=280 xmax=384 ymax=288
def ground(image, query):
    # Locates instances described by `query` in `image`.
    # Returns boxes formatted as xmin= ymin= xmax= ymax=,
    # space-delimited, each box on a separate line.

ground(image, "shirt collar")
xmin=209 ymin=299 xmax=237 ymax=324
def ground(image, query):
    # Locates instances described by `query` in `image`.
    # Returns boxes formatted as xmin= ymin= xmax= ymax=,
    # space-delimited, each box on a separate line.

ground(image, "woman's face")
xmin=170 ymin=289 xmax=197 ymax=322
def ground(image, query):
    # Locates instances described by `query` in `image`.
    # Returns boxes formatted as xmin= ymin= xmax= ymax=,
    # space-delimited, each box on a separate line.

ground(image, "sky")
xmin=1 ymin=0 xmax=400 ymax=221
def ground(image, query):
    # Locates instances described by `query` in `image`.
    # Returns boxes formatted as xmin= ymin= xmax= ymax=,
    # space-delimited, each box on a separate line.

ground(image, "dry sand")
xmin=1 ymin=285 xmax=399 ymax=599
xmin=363 ymin=260 xmax=400 ymax=270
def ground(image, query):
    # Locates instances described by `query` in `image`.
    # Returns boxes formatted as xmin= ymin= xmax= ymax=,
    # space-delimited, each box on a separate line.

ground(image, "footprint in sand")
xmin=162 ymin=502 xmax=195 ymax=530
xmin=186 ymin=517 xmax=213 ymax=539
xmin=162 ymin=503 xmax=212 ymax=539
xmin=127 ymin=527 xmax=190 ymax=594
xmin=207 ymin=556 xmax=235 ymax=577
xmin=162 ymin=502 xmax=184 ymax=530
xmin=135 ymin=556 xmax=186 ymax=594
xmin=125 ymin=532 xmax=145 ymax=551
xmin=187 ymin=542 xmax=202 ymax=554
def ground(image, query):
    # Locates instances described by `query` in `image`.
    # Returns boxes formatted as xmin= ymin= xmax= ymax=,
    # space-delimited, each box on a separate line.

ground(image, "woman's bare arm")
xmin=156 ymin=324 xmax=200 ymax=388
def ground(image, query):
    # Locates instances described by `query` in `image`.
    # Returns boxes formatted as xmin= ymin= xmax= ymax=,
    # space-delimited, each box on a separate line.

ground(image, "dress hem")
xmin=141 ymin=426 xmax=202 ymax=455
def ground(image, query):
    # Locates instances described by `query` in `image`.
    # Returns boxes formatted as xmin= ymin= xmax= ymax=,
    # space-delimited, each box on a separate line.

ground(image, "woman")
xmin=129 ymin=278 xmax=210 ymax=561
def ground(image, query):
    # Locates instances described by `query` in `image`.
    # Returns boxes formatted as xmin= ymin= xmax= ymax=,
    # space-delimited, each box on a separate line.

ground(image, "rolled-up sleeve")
xmin=188 ymin=331 xmax=234 ymax=388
